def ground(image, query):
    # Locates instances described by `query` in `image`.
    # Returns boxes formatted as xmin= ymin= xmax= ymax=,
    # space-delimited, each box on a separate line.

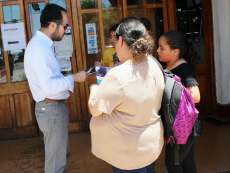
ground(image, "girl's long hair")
xmin=163 ymin=30 xmax=200 ymax=70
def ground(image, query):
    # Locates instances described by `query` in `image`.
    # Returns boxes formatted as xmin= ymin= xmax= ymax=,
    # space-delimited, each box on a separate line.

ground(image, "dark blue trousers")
xmin=112 ymin=162 xmax=156 ymax=173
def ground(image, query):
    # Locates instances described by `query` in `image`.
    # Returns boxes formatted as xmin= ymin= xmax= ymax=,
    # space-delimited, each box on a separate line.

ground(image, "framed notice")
xmin=55 ymin=27 xmax=73 ymax=57
xmin=86 ymin=23 xmax=98 ymax=54
xmin=1 ymin=22 xmax=26 ymax=51
xmin=58 ymin=57 xmax=72 ymax=72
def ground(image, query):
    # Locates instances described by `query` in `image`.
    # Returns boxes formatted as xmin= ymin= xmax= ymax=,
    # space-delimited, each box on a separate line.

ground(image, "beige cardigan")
xmin=90 ymin=57 xmax=165 ymax=170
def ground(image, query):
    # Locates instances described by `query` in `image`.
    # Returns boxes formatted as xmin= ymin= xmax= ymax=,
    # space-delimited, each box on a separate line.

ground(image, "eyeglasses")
xmin=48 ymin=21 xmax=69 ymax=31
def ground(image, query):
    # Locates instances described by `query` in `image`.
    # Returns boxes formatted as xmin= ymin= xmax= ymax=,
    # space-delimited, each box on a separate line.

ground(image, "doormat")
xmin=203 ymin=117 xmax=230 ymax=126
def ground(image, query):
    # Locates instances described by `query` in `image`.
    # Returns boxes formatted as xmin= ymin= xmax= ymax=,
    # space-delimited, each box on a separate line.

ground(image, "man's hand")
xmin=72 ymin=71 xmax=88 ymax=82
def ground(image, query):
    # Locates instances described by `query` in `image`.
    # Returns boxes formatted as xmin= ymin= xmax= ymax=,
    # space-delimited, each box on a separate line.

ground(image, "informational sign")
xmin=86 ymin=23 xmax=98 ymax=54
xmin=55 ymin=27 xmax=73 ymax=57
xmin=1 ymin=22 xmax=26 ymax=51
xmin=58 ymin=57 xmax=72 ymax=72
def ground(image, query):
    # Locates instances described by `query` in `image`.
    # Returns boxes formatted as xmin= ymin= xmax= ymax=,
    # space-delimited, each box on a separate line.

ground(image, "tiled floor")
xmin=0 ymin=120 xmax=230 ymax=173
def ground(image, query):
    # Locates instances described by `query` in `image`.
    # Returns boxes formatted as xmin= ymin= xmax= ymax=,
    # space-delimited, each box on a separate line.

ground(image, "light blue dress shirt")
xmin=24 ymin=30 xmax=74 ymax=102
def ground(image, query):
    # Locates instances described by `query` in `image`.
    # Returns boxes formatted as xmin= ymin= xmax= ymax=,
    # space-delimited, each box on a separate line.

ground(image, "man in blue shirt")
xmin=24 ymin=4 xmax=88 ymax=173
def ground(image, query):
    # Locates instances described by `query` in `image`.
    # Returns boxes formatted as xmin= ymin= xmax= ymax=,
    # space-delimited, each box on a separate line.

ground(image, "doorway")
xmin=0 ymin=0 xmax=38 ymax=140
xmin=0 ymin=0 xmax=215 ymax=140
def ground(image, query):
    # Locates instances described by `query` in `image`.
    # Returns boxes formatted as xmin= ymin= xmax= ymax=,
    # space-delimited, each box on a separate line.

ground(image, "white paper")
xmin=95 ymin=66 xmax=112 ymax=84
xmin=86 ymin=23 xmax=98 ymax=54
xmin=55 ymin=27 xmax=73 ymax=57
xmin=1 ymin=22 xmax=26 ymax=51
xmin=58 ymin=57 xmax=72 ymax=71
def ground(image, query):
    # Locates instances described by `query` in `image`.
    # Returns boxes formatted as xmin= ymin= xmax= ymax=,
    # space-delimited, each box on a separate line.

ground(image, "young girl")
xmin=95 ymin=24 xmax=119 ymax=67
xmin=157 ymin=30 xmax=201 ymax=173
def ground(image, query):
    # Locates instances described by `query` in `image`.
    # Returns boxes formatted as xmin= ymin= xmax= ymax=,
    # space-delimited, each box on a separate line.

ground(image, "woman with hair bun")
xmin=157 ymin=30 xmax=201 ymax=173
xmin=88 ymin=18 xmax=165 ymax=173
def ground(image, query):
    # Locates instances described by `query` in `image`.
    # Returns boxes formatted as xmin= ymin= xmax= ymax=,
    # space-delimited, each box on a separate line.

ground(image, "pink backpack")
xmin=171 ymin=75 xmax=199 ymax=145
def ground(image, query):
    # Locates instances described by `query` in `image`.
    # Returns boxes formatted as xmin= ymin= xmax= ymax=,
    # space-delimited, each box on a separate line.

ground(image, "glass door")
xmin=122 ymin=0 xmax=169 ymax=59
xmin=70 ymin=0 xmax=171 ymax=128
xmin=1 ymin=4 xmax=26 ymax=84
xmin=0 ymin=0 xmax=38 ymax=140
xmin=24 ymin=0 xmax=86 ymax=132
xmin=71 ymin=0 xmax=122 ymax=128
xmin=174 ymin=0 xmax=214 ymax=116
xmin=145 ymin=0 xmax=168 ymax=58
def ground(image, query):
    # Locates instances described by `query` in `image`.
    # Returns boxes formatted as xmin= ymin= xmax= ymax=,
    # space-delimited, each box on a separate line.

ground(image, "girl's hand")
xmin=94 ymin=61 xmax=102 ymax=66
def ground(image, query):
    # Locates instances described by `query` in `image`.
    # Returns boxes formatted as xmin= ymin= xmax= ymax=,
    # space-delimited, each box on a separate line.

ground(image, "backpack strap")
xmin=171 ymin=140 xmax=180 ymax=165
xmin=152 ymin=57 xmax=175 ymax=126
xmin=152 ymin=57 xmax=180 ymax=166
xmin=164 ymin=69 xmax=174 ymax=78
xmin=151 ymin=57 xmax=166 ymax=81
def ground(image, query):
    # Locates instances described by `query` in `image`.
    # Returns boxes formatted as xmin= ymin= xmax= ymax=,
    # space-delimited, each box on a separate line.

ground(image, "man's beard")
xmin=51 ymin=26 xmax=63 ymax=41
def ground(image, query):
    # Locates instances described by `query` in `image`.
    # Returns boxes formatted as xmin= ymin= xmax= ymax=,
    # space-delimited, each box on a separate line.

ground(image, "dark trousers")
xmin=112 ymin=162 xmax=156 ymax=173
xmin=165 ymin=136 xmax=197 ymax=173
xmin=9 ymin=63 xmax=14 ymax=77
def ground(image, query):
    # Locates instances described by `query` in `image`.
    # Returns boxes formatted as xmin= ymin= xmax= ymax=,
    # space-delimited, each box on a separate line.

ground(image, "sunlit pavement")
xmin=0 ymin=120 xmax=230 ymax=173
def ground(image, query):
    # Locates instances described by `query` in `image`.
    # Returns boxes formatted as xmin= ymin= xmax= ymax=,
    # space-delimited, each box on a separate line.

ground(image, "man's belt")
xmin=40 ymin=98 xmax=66 ymax=102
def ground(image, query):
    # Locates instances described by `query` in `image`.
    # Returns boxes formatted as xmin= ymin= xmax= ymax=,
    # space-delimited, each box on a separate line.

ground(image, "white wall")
xmin=212 ymin=0 xmax=230 ymax=104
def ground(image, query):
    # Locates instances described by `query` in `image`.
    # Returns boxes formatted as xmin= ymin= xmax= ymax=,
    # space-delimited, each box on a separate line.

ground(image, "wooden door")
xmin=167 ymin=0 xmax=215 ymax=116
xmin=0 ymin=0 xmax=38 ymax=140
xmin=23 ymin=0 xmax=86 ymax=133
xmin=70 ymin=0 xmax=171 ymax=129
xmin=71 ymin=0 xmax=123 ymax=128
xmin=124 ymin=0 xmax=169 ymax=58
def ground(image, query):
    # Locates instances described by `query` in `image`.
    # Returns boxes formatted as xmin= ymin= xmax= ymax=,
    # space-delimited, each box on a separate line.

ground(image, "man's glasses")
xmin=48 ymin=21 xmax=69 ymax=31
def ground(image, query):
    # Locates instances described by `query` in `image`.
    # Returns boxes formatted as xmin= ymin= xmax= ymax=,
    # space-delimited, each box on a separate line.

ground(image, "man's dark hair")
xmin=40 ymin=4 xmax=67 ymax=28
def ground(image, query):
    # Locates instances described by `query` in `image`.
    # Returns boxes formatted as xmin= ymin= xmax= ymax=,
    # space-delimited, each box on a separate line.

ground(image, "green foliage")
xmin=102 ymin=9 xmax=119 ymax=38
xmin=20 ymin=73 xmax=27 ymax=81
xmin=81 ymin=0 xmax=97 ymax=9
xmin=81 ymin=0 xmax=119 ymax=46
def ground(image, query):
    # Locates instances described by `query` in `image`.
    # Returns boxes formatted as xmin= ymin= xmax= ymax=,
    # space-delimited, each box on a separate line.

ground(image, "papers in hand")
xmin=95 ymin=66 xmax=112 ymax=84
xmin=84 ymin=65 xmax=113 ymax=84
xmin=84 ymin=66 xmax=96 ymax=74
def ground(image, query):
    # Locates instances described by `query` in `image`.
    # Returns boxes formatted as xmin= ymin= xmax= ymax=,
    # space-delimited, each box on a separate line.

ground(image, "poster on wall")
xmin=1 ymin=22 xmax=26 ymax=51
xmin=58 ymin=57 xmax=72 ymax=71
xmin=86 ymin=23 xmax=98 ymax=54
xmin=55 ymin=27 xmax=73 ymax=58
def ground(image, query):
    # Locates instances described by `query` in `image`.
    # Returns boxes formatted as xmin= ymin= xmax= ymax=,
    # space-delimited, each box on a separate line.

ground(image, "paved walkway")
xmin=0 ymin=120 xmax=230 ymax=173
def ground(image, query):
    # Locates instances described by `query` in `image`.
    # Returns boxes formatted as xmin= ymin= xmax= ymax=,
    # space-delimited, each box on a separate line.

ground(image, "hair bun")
xmin=131 ymin=30 xmax=142 ymax=40
xmin=130 ymin=35 xmax=154 ymax=58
